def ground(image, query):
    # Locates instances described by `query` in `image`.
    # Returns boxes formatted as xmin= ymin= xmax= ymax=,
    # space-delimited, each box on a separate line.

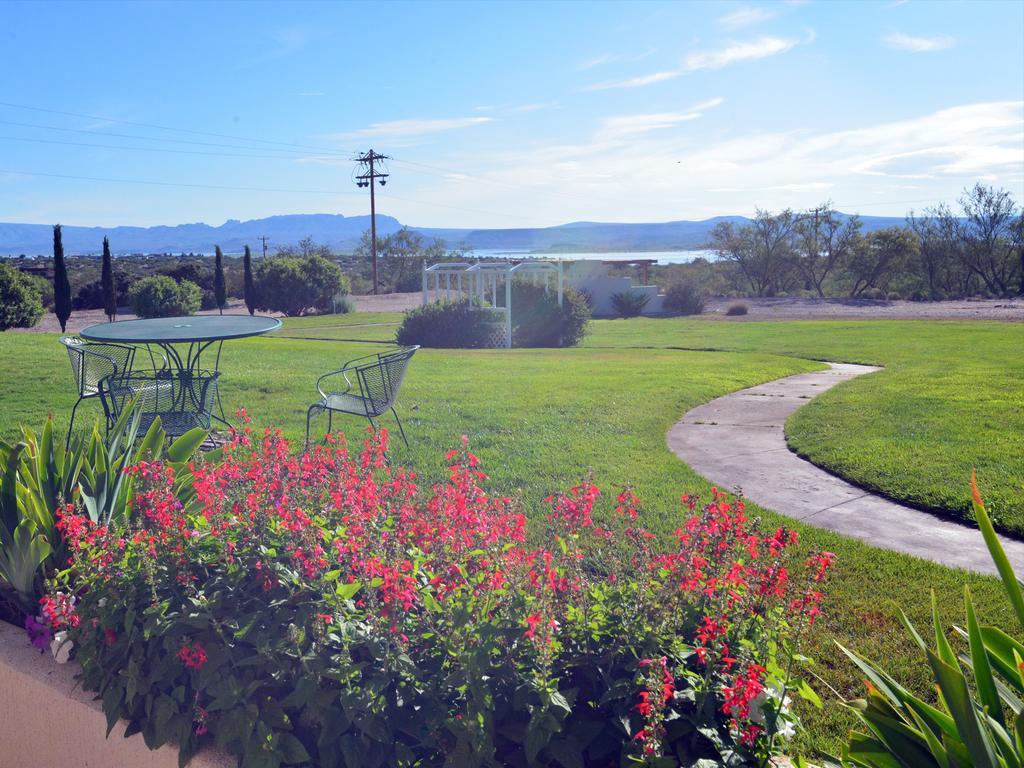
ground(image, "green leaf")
xmin=971 ymin=472 xmax=1024 ymax=630
xmin=796 ymin=678 xmax=823 ymax=709
xmin=275 ymin=733 xmax=311 ymax=764
xmin=965 ymin=588 xmax=1005 ymax=728
xmin=335 ymin=581 xmax=361 ymax=600
xmin=926 ymin=649 xmax=999 ymax=768
xmin=167 ymin=428 xmax=208 ymax=463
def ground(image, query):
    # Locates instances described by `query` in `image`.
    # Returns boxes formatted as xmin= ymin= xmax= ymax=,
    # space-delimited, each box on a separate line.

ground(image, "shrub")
xmin=395 ymin=299 xmax=498 ymax=348
xmin=42 ymin=425 xmax=833 ymax=768
xmin=256 ymin=255 xmax=349 ymax=317
xmin=73 ymin=274 xmax=131 ymax=311
xmin=333 ymin=294 xmax=357 ymax=315
xmin=726 ymin=303 xmax=749 ymax=316
xmin=0 ymin=262 xmax=44 ymax=331
xmin=663 ymin=282 xmax=706 ymax=315
xmin=611 ymin=289 xmax=651 ymax=318
xmin=838 ymin=477 xmax=1023 ymax=767
xmin=129 ymin=275 xmax=202 ymax=318
xmin=510 ymin=283 xmax=590 ymax=347
xmin=26 ymin=273 xmax=55 ymax=310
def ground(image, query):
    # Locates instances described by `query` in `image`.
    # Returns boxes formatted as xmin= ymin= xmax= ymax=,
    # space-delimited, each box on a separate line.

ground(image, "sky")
xmin=1 ymin=0 xmax=1022 ymax=229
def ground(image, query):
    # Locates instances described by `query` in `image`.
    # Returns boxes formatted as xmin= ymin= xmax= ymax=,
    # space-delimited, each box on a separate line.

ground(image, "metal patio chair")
xmin=305 ymin=346 xmax=419 ymax=448
xmin=99 ymin=369 xmax=220 ymax=439
xmin=60 ymin=336 xmax=139 ymax=446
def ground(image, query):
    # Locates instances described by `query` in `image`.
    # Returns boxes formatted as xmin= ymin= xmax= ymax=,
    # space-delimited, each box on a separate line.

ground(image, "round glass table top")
xmin=79 ymin=314 xmax=282 ymax=344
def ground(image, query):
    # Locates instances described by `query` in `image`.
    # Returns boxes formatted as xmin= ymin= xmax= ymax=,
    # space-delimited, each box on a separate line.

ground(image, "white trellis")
xmin=421 ymin=260 xmax=564 ymax=348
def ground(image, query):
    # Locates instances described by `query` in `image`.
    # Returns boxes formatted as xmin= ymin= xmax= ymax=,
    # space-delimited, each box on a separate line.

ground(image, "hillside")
xmin=0 ymin=212 xmax=908 ymax=256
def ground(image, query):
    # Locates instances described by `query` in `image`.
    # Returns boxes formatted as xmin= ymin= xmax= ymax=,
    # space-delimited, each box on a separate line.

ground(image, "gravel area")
xmin=702 ymin=296 xmax=1024 ymax=322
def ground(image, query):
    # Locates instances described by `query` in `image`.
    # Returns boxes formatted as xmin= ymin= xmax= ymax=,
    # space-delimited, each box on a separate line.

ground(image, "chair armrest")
xmin=316 ymin=368 xmax=356 ymax=400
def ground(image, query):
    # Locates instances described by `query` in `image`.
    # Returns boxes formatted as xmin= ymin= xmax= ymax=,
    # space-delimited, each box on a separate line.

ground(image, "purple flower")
xmin=25 ymin=614 xmax=51 ymax=653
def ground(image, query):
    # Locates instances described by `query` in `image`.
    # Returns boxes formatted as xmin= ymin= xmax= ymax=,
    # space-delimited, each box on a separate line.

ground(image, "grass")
xmin=1 ymin=314 xmax=1021 ymax=758
xmin=584 ymin=317 xmax=1024 ymax=534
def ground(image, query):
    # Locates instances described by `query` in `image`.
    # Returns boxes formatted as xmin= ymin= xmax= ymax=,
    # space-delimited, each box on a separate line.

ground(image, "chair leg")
xmin=391 ymin=407 xmax=409 ymax=448
xmin=66 ymin=397 xmax=83 ymax=450
xmin=305 ymin=405 xmax=319 ymax=451
xmin=327 ymin=410 xmax=333 ymax=436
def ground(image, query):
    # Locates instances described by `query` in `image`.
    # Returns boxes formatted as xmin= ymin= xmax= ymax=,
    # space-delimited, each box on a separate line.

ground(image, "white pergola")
xmin=421 ymin=260 xmax=564 ymax=348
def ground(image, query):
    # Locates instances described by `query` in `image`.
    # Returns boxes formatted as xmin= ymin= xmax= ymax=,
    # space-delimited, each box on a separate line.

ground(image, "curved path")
xmin=667 ymin=363 xmax=1024 ymax=576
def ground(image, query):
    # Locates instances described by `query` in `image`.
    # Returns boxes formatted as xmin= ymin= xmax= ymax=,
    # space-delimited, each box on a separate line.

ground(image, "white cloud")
xmin=717 ymin=7 xmax=776 ymax=29
xmin=684 ymin=34 xmax=799 ymax=70
xmin=398 ymin=101 xmax=1023 ymax=225
xmin=511 ymin=103 xmax=550 ymax=113
xmin=598 ymin=98 xmax=725 ymax=139
xmin=584 ymin=70 xmax=680 ymax=91
xmin=327 ymin=116 xmax=495 ymax=141
xmin=583 ymin=34 xmax=806 ymax=91
xmin=884 ymin=32 xmax=955 ymax=52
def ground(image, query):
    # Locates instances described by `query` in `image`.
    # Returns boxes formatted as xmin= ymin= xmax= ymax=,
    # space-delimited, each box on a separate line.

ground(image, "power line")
xmin=0 ymin=118 xmax=348 ymax=157
xmin=0 ymin=168 xmax=362 ymax=196
xmin=0 ymin=134 xmax=317 ymax=160
xmin=0 ymin=100 xmax=356 ymax=155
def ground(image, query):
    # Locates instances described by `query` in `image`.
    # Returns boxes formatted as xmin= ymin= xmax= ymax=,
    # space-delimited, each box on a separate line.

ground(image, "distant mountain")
xmin=0 ymin=212 xmax=909 ymax=256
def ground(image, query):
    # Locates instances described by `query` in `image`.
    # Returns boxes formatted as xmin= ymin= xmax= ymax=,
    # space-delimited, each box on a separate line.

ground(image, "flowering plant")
xmin=46 ymin=418 xmax=832 ymax=768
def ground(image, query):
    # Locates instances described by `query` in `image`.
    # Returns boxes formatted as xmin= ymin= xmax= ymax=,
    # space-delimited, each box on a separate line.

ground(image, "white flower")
xmin=98 ymin=598 xmax=107 ymax=608
xmin=51 ymin=631 xmax=74 ymax=664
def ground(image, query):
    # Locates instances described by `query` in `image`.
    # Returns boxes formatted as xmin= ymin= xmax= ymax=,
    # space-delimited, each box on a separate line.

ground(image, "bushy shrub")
xmin=256 ymin=255 xmax=349 ymax=317
xmin=663 ymin=282 xmax=706 ymax=315
xmin=0 ymin=262 xmax=44 ymax=330
xmin=395 ymin=299 xmax=498 ymax=348
xmin=611 ymin=289 xmax=651 ymax=318
xmin=726 ymin=303 xmax=749 ymax=316
xmin=73 ymin=274 xmax=131 ymax=311
xmin=510 ymin=283 xmax=590 ymax=347
xmin=128 ymin=275 xmax=202 ymax=318
xmin=42 ymin=425 xmax=833 ymax=767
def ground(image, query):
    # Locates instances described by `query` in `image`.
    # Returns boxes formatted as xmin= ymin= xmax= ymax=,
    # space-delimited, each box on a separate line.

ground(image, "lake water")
xmin=468 ymin=249 xmax=716 ymax=265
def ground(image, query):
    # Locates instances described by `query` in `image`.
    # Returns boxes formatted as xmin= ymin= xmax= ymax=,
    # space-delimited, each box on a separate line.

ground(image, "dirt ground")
xmin=702 ymin=296 xmax=1024 ymax=322
xmin=13 ymin=293 xmax=1024 ymax=334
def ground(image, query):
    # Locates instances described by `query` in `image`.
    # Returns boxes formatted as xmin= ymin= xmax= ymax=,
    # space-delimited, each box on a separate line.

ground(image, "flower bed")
xmin=30 ymin=419 xmax=833 ymax=767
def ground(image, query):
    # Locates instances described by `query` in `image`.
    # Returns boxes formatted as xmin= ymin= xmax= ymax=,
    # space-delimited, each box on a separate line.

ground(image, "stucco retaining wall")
xmin=0 ymin=620 xmax=233 ymax=768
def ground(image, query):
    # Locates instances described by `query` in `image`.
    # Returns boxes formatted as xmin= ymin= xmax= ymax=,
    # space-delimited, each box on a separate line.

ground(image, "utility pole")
xmin=258 ymin=235 xmax=269 ymax=259
xmin=354 ymin=149 xmax=390 ymax=294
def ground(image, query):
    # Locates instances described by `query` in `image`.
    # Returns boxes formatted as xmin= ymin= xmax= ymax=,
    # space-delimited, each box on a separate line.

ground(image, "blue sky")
xmin=1 ymin=0 xmax=1022 ymax=228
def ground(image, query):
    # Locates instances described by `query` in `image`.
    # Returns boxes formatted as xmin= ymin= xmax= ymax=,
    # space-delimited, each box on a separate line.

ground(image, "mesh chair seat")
xmin=316 ymin=392 xmax=383 ymax=418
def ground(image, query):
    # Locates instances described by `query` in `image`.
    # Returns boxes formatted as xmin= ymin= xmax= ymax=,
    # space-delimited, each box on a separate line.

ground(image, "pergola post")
xmin=505 ymin=272 xmax=512 ymax=349
xmin=557 ymin=261 xmax=563 ymax=307
xmin=421 ymin=263 xmax=428 ymax=305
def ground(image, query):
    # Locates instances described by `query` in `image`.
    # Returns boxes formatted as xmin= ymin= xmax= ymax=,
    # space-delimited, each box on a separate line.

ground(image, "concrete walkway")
xmin=667 ymin=363 xmax=1024 ymax=576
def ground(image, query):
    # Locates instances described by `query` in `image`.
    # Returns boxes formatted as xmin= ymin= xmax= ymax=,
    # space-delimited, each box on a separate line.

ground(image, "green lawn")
xmin=1 ymin=315 xmax=1021 ymax=759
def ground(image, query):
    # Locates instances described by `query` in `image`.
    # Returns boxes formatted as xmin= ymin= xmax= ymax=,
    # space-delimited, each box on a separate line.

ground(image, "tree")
xmin=793 ymin=204 xmax=860 ymax=296
xmin=0 ymin=262 xmax=44 ymax=331
xmin=53 ymin=224 xmax=72 ymax=332
xmin=255 ymin=255 xmax=349 ymax=316
xmin=710 ymin=210 xmax=799 ymax=296
xmin=101 ymin=236 xmax=116 ymax=322
xmin=846 ymin=228 xmax=918 ymax=297
xmin=908 ymin=204 xmax=968 ymax=299
xmin=243 ymin=245 xmax=256 ymax=315
xmin=213 ymin=245 xmax=227 ymax=315
xmin=355 ymin=227 xmax=449 ymax=293
xmin=957 ymin=183 xmax=1021 ymax=296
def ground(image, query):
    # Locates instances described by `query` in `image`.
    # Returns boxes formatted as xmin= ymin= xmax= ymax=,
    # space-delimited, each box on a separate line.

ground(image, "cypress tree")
xmin=213 ymin=245 xmax=227 ymax=315
xmin=53 ymin=224 xmax=72 ymax=332
xmin=243 ymin=245 xmax=256 ymax=315
xmin=101 ymin=236 xmax=116 ymax=322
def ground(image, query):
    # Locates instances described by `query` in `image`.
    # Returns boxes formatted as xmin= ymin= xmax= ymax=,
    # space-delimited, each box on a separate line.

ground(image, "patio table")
xmin=80 ymin=314 xmax=282 ymax=427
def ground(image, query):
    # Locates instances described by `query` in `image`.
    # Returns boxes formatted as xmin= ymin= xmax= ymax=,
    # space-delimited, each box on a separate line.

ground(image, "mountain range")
xmin=0 ymin=212 xmax=909 ymax=256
